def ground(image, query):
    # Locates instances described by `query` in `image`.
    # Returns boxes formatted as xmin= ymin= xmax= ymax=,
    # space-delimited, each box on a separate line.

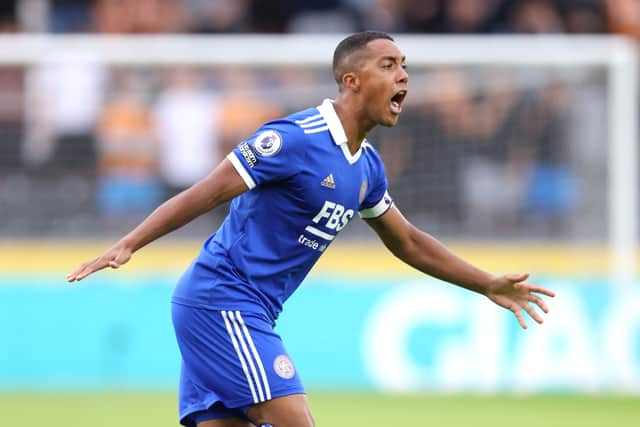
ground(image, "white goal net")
xmin=0 ymin=34 xmax=636 ymax=279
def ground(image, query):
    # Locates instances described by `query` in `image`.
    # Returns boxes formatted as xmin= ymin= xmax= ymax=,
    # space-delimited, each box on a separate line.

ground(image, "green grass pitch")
xmin=0 ymin=391 xmax=638 ymax=426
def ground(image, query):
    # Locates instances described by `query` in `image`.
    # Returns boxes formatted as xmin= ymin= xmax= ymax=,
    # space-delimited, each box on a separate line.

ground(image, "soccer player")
xmin=67 ymin=31 xmax=555 ymax=427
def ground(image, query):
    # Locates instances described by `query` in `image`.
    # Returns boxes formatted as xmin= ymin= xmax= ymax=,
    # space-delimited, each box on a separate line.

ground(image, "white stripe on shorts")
xmin=236 ymin=311 xmax=272 ymax=400
xmin=228 ymin=311 xmax=266 ymax=402
xmin=221 ymin=310 xmax=259 ymax=404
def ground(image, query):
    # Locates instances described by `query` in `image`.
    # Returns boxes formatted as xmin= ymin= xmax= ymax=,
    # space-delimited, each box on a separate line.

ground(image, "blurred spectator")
xmin=152 ymin=67 xmax=221 ymax=197
xmin=0 ymin=66 xmax=24 ymax=173
xmin=184 ymin=0 xmax=249 ymax=33
xmin=48 ymin=0 xmax=90 ymax=32
xmin=560 ymin=0 xmax=608 ymax=33
xmin=217 ymin=68 xmax=284 ymax=154
xmin=458 ymin=70 xmax=530 ymax=234
xmin=520 ymin=80 xmax=577 ymax=233
xmin=92 ymin=0 xmax=184 ymax=33
xmin=17 ymin=0 xmax=49 ymax=32
xmin=23 ymin=51 xmax=106 ymax=176
xmin=358 ymin=0 xmax=407 ymax=33
xmin=288 ymin=0 xmax=358 ymax=32
xmin=247 ymin=0 xmax=295 ymax=33
xmin=509 ymin=0 xmax=566 ymax=33
xmin=96 ymin=69 xmax=162 ymax=224
xmin=401 ymin=0 xmax=443 ymax=33
xmin=0 ymin=0 xmax=18 ymax=32
xmin=3 ymin=0 xmax=629 ymax=36
xmin=440 ymin=0 xmax=505 ymax=33
xmin=605 ymin=0 xmax=640 ymax=38
xmin=0 ymin=0 xmax=23 ymax=173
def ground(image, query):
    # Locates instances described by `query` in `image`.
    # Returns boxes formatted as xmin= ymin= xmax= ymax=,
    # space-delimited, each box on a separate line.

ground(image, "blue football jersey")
xmin=172 ymin=99 xmax=394 ymax=321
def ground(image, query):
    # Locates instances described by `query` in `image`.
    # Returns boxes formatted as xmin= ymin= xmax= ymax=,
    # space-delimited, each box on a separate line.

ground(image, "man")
xmin=67 ymin=32 xmax=555 ymax=427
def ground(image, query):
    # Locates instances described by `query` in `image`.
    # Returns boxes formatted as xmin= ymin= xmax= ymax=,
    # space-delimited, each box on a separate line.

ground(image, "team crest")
xmin=273 ymin=354 xmax=296 ymax=379
xmin=253 ymin=130 xmax=282 ymax=157
xmin=359 ymin=180 xmax=368 ymax=204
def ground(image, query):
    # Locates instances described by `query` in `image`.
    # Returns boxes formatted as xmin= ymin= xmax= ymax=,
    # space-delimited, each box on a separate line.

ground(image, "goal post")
xmin=0 ymin=34 xmax=636 ymax=280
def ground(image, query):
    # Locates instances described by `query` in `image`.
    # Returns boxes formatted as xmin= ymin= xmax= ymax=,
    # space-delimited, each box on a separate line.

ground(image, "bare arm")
xmin=366 ymin=206 xmax=555 ymax=329
xmin=67 ymin=158 xmax=247 ymax=282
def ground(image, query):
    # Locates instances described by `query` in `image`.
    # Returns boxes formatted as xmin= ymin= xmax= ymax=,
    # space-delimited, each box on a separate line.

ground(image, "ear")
xmin=342 ymin=72 xmax=360 ymax=92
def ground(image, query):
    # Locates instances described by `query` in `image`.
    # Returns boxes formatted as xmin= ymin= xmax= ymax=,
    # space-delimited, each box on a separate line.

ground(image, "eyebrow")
xmin=380 ymin=55 xmax=406 ymax=63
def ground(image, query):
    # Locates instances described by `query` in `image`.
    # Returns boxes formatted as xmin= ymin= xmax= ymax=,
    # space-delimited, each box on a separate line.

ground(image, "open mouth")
xmin=390 ymin=90 xmax=407 ymax=115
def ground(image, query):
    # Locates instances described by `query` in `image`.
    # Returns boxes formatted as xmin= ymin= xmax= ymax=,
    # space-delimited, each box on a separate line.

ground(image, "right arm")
xmin=66 ymin=158 xmax=248 ymax=282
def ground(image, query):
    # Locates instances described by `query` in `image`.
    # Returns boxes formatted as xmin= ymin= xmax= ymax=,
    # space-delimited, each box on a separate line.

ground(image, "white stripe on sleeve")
xmin=303 ymin=126 xmax=329 ymax=134
xmin=227 ymin=152 xmax=256 ymax=190
xmin=299 ymin=119 xmax=326 ymax=128
xmin=359 ymin=191 xmax=394 ymax=219
xmin=295 ymin=113 xmax=322 ymax=124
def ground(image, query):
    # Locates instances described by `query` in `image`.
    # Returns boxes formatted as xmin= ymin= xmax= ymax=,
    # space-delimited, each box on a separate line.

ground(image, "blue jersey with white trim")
xmin=172 ymin=99 xmax=393 ymax=321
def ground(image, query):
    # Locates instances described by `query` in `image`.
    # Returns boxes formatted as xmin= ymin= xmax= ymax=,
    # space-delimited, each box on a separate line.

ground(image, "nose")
xmin=398 ymin=67 xmax=408 ymax=84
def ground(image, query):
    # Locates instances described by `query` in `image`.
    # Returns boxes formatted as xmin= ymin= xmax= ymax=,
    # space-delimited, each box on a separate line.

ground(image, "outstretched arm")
xmin=365 ymin=206 xmax=555 ymax=329
xmin=66 ymin=158 xmax=248 ymax=282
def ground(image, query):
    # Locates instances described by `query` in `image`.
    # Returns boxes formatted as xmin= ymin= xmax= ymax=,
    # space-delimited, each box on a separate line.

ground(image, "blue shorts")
xmin=172 ymin=302 xmax=305 ymax=426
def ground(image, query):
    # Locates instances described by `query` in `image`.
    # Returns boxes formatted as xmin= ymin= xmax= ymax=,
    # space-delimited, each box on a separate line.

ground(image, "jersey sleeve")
xmin=359 ymin=144 xmax=394 ymax=219
xmin=227 ymin=121 xmax=304 ymax=189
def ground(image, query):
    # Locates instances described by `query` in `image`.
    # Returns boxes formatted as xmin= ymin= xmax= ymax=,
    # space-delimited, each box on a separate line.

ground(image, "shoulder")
xmin=247 ymin=117 xmax=312 ymax=161
xmin=258 ymin=107 xmax=323 ymax=139
xmin=253 ymin=107 xmax=327 ymax=150
xmin=361 ymin=140 xmax=385 ymax=168
xmin=288 ymin=107 xmax=330 ymax=137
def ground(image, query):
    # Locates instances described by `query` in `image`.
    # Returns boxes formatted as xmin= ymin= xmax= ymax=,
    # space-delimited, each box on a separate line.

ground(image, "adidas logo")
xmin=320 ymin=174 xmax=336 ymax=189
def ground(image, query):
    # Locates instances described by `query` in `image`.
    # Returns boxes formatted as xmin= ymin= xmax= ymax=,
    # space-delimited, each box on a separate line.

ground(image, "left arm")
xmin=365 ymin=206 xmax=555 ymax=329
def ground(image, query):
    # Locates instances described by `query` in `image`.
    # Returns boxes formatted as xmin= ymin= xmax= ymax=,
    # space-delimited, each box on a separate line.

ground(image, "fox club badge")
xmin=273 ymin=354 xmax=296 ymax=379
xmin=253 ymin=130 xmax=282 ymax=157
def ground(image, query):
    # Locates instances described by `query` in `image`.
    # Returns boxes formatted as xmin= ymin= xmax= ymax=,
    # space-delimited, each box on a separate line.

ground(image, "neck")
xmin=333 ymin=94 xmax=376 ymax=155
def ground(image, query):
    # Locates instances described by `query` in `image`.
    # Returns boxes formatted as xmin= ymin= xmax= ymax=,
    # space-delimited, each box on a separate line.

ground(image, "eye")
xmin=402 ymin=63 xmax=407 ymax=70
xmin=383 ymin=63 xmax=393 ymax=70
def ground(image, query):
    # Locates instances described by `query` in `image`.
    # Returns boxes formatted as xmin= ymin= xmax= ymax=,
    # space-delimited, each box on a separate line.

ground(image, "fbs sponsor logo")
xmin=238 ymin=142 xmax=258 ymax=168
xmin=312 ymin=200 xmax=354 ymax=232
xmin=321 ymin=173 xmax=336 ymax=189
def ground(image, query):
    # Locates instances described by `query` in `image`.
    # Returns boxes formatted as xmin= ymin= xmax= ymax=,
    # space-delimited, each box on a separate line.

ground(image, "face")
xmin=353 ymin=39 xmax=409 ymax=127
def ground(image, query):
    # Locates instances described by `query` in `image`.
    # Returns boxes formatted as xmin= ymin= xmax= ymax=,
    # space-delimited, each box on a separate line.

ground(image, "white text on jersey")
xmin=311 ymin=201 xmax=354 ymax=232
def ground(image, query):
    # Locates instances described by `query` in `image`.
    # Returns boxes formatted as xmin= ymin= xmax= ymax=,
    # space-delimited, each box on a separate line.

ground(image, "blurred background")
xmin=0 ymin=1 xmax=639 ymax=426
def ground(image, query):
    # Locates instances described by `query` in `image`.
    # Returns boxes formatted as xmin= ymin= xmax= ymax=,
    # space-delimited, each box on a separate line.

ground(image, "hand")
xmin=66 ymin=240 xmax=133 ymax=283
xmin=485 ymin=273 xmax=555 ymax=329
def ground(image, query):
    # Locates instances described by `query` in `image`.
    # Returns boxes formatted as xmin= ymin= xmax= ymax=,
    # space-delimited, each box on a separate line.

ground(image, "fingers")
xmin=66 ymin=259 xmax=96 ymax=282
xmin=522 ymin=303 xmax=544 ymax=324
xmin=67 ymin=256 xmax=120 ymax=282
xmin=526 ymin=284 xmax=556 ymax=298
xmin=506 ymin=272 xmax=530 ymax=283
xmin=67 ymin=259 xmax=107 ymax=282
xmin=510 ymin=303 xmax=528 ymax=329
xmin=494 ymin=275 xmax=554 ymax=330
xmin=527 ymin=293 xmax=549 ymax=313
xmin=511 ymin=303 xmax=545 ymax=329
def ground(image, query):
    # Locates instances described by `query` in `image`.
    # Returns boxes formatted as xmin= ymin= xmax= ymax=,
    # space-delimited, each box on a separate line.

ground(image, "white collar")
xmin=316 ymin=98 xmax=362 ymax=164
